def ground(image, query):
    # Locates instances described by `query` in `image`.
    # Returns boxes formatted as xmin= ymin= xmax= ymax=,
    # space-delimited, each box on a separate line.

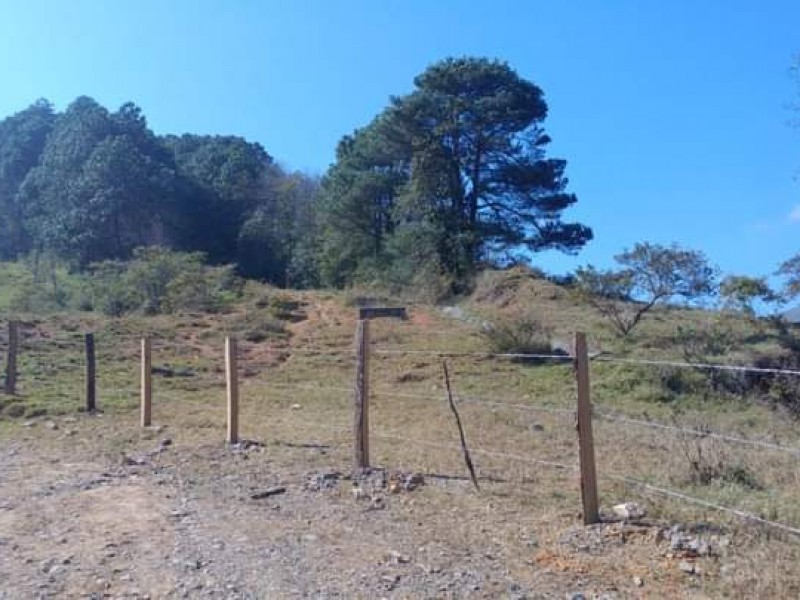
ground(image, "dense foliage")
xmin=0 ymin=97 xmax=319 ymax=285
xmin=317 ymin=57 xmax=591 ymax=290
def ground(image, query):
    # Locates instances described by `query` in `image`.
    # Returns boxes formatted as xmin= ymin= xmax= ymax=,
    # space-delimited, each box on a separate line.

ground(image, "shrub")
xmin=482 ymin=313 xmax=554 ymax=358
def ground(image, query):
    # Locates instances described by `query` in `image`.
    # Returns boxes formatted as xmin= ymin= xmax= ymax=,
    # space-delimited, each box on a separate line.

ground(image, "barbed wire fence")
xmin=2 ymin=315 xmax=800 ymax=539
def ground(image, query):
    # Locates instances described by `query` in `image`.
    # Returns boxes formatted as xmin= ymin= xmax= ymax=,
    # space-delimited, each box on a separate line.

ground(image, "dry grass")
xmin=2 ymin=276 xmax=800 ymax=596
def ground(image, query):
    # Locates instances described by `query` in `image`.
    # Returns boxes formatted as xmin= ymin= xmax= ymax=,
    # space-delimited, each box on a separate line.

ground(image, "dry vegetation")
xmin=1 ymin=270 xmax=800 ymax=598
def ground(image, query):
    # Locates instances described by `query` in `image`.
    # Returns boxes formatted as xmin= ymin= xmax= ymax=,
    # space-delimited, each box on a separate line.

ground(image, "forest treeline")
xmin=0 ymin=58 xmax=591 ymax=293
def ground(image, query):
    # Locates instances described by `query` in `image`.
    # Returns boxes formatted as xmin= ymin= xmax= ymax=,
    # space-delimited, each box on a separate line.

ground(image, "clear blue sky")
xmin=1 ymin=0 xmax=798 ymax=280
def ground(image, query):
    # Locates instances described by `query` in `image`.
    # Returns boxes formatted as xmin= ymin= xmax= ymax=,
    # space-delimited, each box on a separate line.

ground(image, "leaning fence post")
xmin=4 ymin=321 xmax=18 ymax=395
xmin=575 ymin=331 xmax=600 ymax=525
xmin=226 ymin=336 xmax=239 ymax=444
xmin=354 ymin=319 xmax=370 ymax=472
xmin=85 ymin=333 xmax=96 ymax=412
xmin=141 ymin=337 xmax=152 ymax=427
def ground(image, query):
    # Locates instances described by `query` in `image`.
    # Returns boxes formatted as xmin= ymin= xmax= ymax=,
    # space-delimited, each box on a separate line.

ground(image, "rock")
xmin=291 ymin=404 xmax=301 ymax=410
xmin=678 ymin=561 xmax=698 ymax=575
xmin=389 ymin=550 xmax=411 ymax=564
xmin=632 ymin=577 xmax=644 ymax=587
xmin=351 ymin=485 xmax=367 ymax=500
xmin=45 ymin=421 xmax=59 ymax=430
xmin=404 ymin=473 xmax=424 ymax=491
xmin=23 ymin=420 xmax=36 ymax=428
xmin=569 ymin=594 xmax=587 ymax=600
xmin=159 ymin=438 xmax=173 ymax=448
xmin=612 ymin=502 xmax=646 ymax=520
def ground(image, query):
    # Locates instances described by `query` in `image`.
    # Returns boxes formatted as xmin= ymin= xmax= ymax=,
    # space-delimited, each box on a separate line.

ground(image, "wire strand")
xmin=608 ymin=474 xmax=800 ymax=537
xmin=595 ymin=412 xmax=800 ymax=455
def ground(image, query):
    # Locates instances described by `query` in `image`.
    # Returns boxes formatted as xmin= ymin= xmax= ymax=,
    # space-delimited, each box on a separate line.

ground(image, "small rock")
xmin=389 ymin=550 xmax=411 ymax=564
xmin=159 ymin=438 xmax=173 ymax=448
xmin=45 ymin=421 xmax=59 ymax=430
xmin=612 ymin=502 xmax=646 ymax=520
xmin=632 ymin=577 xmax=644 ymax=587
xmin=24 ymin=420 xmax=36 ymax=428
xmin=569 ymin=594 xmax=587 ymax=600
xmin=352 ymin=485 xmax=367 ymax=500
xmin=291 ymin=404 xmax=301 ymax=410
xmin=678 ymin=561 xmax=698 ymax=575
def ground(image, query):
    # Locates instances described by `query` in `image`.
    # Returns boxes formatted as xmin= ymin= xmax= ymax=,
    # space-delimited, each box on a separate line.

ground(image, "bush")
xmin=482 ymin=313 xmax=554 ymax=358
xmin=87 ymin=248 xmax=242 ymax=316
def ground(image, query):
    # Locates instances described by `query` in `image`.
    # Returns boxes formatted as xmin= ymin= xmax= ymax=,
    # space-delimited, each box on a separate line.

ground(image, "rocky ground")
xmin=1 ymin=410 xmax=778 ymax=600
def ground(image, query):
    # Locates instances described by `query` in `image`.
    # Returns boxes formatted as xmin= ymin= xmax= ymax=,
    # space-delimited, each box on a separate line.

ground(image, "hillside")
xmin=1 ymin=268 xmax=799 ymax=598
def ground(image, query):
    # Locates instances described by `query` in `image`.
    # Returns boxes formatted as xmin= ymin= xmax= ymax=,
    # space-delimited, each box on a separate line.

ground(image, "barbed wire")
xmin=594 ymin=355 xmax=800 ymax=377
xmin=607 ymin=474 xmax=800 ymax=537
xmin=594 ymin=411 xmax=800 ymax=455
xmin=374 ymin=348 xmax=574 ymax=361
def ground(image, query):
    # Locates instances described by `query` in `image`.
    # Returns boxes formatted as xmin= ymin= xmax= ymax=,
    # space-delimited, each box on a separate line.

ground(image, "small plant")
xmin=482 ymin=313 xmax=553 ymax=358
xmin=671 ymin=417 xmax=762 ymax=490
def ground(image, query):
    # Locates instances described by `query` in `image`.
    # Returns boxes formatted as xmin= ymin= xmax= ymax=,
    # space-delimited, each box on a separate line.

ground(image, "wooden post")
xmin=354 ymin=319 xmax=370 ymax=472
xmin=85 ymin=333 xmax=96 ymax=412
xmin=4 ymin=321 xmax=18 ymax=395
xmin=575 ymin=332 xmax=600 ymax=525
xmin=226 ymin=336 xmax=239 ymax=444
xmin=141 ymin=337 xmax=152 ymax=427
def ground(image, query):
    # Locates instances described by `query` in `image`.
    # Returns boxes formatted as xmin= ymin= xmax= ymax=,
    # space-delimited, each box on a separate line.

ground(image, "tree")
xmin=777 ymin=253 xmax=800 ymax=299
xmin=19 ymin=97 xmax=182 ymax=265
xmin=0 ymin=99 xmax=56 ymax=259
xmin=719 ymin=275 xmax=778 ymax=316
xmin=576 ymin=242 xmax=717 ymax=336
xmin=318 ymin=57 xmax=591 ymax=288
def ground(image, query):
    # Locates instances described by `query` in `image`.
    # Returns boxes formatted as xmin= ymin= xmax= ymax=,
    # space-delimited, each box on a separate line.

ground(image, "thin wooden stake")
xmin=85 ymin=333 xmax=96 ymax=412
xmin=442 ymin=360 xmax=480 ymax=491
xmin=4 ymin=321 xmax=18 ymax=395
xmin=226 ymin=336 xmax=239 ymax=444
xmin=354 ymin=319 xmax=370 ymax=472
xmin=575 ymin=332 xmax=600 ymax=524
xmin=141 ymin=337 xmax=152 ymax=427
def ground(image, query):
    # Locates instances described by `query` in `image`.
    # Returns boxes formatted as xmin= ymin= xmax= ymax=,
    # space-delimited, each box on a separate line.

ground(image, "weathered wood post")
xmin=354 ymin=318 xmax=370 ymax=472
xmin=3 ymin=321 xmax=18 ymax=395
xmin=575 ymin=332 xmax=600 ymax=524
xmin=226 ymin=336 xmax=239 ymax=444
xmin=141 ymin=337 xmax=152 ymax=427
xmin=85 ymin=333 xmax=96 ymax=412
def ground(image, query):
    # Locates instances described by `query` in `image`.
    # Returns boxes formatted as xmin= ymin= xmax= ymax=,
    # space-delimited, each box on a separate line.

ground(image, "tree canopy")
xmin=0 ymin=96 xmax=319 ymax=285
xmin=317 ymin=57 xmax=591 ymax=288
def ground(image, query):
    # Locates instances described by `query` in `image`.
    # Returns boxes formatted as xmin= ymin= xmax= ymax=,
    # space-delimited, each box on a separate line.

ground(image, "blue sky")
xmin=1 ymin=0 xmax=798 ymax=280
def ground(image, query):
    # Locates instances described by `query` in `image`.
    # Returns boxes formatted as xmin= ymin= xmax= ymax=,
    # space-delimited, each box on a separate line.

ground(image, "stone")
xmin=612 ymin=502 xmax=646 ymax=520
xmin=389 ymin=550 xmax=411 ymax=564
xmin=632 ymin=577 xmax=644 ymax=587
xmin=678 ymin=561 xmax=698 ymax=575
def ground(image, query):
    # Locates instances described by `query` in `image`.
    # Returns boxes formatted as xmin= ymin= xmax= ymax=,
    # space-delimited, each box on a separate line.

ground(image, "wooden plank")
xmin=141 ymin=337 xmax=152 ymax=427
xmin=4 ymin=321 xmax=18 ymax=395
xmin=85 ymin=333 xmax=96 ymax=412
xmin=357 ymin=307 xmax=407 ymax=321
xmin=226 ymin=336 xmax=239 ymax=444
xmin=354 ymin=319 xmax=370 ymax=471
xmin=575 ymin=332 xmax=600 ymax=524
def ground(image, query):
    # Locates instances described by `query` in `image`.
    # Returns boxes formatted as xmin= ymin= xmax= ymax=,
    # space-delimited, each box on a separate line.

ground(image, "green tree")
xmin=576 ymin=242 xmax=718 ymax=336
xmin=777 ymin=254 xmax=800 ymax=299
xmin=20 ymin=97 xmax=181 ymax=265
xmin=0 ymin=99 xmax=56 ymax=259
xmin=318 ymin=57 xmax=591 ymax=288
xmin=719 ymin=275 xmax=778 ymax=316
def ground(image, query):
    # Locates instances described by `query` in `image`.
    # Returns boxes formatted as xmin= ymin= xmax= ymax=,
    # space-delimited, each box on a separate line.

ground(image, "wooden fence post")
xmin=4 ymin=321 xmax=18 ymax=395
xmin=226 ymin=336 xmax=239 ymax=444
xmin=354 ymin=319 xmax=370 ymax=472
xmin=575 ymin=331 xmax=600 ymax=525
xmin=141 ymin=337 xmax=152 ymax=427
xmin=85 ymin=333 xmax=96 ymax=412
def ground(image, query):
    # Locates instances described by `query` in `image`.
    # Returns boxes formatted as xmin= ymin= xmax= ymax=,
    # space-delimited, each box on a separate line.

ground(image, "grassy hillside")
xmin=1 ymin=265 xmax=799 ymax=597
